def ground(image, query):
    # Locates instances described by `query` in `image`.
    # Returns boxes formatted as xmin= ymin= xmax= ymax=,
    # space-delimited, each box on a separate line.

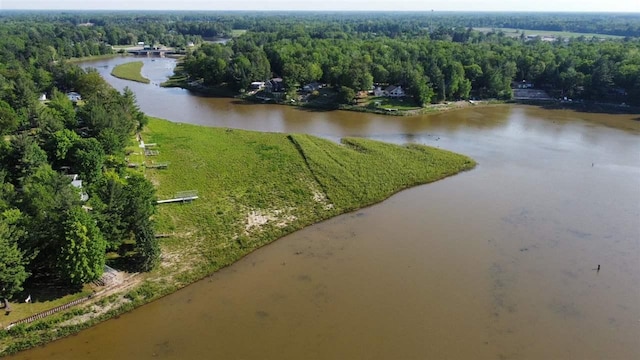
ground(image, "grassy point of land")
xmin=145 ymin=118 xmax=475 ymax=281
xmin=111 ymin=61 xmax=150 ymax=84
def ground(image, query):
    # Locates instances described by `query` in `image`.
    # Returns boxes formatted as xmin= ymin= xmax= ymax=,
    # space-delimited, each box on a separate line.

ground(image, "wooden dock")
xmin=157 ymin=190 xmax=198 ymax=204
xmin=146 ymin=162 xmax=169 ymax=169
xmin=157 ymin=195 xmax=199 ymax=204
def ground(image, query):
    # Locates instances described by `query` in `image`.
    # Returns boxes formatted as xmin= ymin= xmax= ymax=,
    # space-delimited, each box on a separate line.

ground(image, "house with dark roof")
xmin=265 ymin=78 xmax=284 ymax=92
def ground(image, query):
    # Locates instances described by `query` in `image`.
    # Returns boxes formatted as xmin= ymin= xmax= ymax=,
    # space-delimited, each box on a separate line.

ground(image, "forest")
xmin=0 ymin=18 xmax=159 ymax=302
xmin=178 ymin=16 xmax=640 ymax=106
xmin=0 ymin=10 xmax=639 ymax=303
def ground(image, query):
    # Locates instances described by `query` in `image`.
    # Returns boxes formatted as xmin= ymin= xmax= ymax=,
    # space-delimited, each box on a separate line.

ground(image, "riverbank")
xmin=0 ymin=118 xmax=475 ymax=355
xmin=110 ymin=61 xmax=150 ymax=84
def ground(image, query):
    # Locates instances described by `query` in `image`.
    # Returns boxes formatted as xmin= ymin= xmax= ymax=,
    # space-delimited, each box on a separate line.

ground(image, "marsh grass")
xmin=110 ymin=61 xmax=150 ymax=84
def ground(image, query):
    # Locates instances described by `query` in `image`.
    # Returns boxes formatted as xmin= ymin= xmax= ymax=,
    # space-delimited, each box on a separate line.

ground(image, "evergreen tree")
xmin=58 ymin=207 xmax=106 ymax=287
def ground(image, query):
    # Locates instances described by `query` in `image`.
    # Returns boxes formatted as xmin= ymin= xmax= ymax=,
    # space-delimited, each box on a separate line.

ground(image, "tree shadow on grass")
xmin=19 ymin=278 xmax=82 ymax=303
xmin=106 ymin=257 xmax=139 ymax=273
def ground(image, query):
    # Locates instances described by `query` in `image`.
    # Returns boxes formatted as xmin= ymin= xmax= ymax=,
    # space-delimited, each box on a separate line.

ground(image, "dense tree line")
xmin=182 ymin=25 xmax=640 ymax=106
xmin=0 ymin=21 xmax=159 ymax=299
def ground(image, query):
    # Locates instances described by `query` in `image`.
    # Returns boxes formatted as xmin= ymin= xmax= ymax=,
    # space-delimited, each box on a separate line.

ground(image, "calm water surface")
xmin=12 ymin=58 xmax=640 ymax=359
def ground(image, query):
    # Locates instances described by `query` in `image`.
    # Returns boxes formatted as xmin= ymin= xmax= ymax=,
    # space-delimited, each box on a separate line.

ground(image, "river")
xmin=11 ymin=57 xmax=640 ymax=359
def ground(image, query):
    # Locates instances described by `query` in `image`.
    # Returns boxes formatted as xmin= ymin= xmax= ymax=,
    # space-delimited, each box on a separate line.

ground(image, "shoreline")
xmin=164 ymin=81 xmax=639 ymax=116
xmin=0 ymin=120 xmax=475 ymax=356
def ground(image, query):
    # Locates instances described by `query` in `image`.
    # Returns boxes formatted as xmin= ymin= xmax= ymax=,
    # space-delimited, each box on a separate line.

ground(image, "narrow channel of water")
xmin=10 ymin=58 xmax=639 ymax=359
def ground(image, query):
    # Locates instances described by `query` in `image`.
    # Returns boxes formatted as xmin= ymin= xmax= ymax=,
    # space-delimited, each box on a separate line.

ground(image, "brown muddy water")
xmin=11 ymin=58 xmax=640 ymax=359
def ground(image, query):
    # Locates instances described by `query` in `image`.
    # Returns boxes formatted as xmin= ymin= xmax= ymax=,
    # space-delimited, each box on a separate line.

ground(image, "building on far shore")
xmin=265 ymin=78 xmax=284 ymax=92
xmin=250 ymin=81 xmax=265 ymax=90
xmin=66 ymin=92 xmax=82 ymax=102
xmin=374 ymin=85 xmax=405 ymax=97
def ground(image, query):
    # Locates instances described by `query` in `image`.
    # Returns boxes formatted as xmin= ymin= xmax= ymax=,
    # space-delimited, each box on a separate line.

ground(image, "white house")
xmin=67 ymin=174 xmax=89 ymax=201
xmin=373 ymin=86 xmax=385 ymax=97
xmin=373 ymin=85 xmax=405 ymax=97
xmin=39 ymin=93 xmax=47 ymax=101
xmin=250 ymin=81 xmax=265 ymax=90
xmin=386 ymin=85 xmax=405 ymax=97
xmin=67 ymin=92 xmax=82 ymax=102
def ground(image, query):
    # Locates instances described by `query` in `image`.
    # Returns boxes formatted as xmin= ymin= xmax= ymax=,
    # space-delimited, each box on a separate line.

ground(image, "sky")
xmin=0 ymin=0 xmax=639 ymax=12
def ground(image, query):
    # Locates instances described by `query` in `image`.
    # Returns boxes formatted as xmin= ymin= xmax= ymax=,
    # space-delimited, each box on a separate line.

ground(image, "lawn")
xmin=110 ymin=61 xmax=150 ymax=84
xmin=363 ymin=96 xmax=421 ymax=111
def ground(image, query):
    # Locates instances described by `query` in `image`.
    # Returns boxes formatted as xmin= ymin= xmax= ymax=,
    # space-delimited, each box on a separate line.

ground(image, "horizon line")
xmin=1 ymin=9 xmax=640 ymax=13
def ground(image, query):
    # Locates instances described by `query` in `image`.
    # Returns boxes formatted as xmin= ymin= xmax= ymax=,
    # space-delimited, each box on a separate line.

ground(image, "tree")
xmin=43 ymin=128 xmax=81 ymax=166
xmin=3 ymin=134 xmax=48 ymax=185
xmin=0 ymin=100 xmax=19 ymax=135
xmin=123 ymin=172 xmax=157 ymax=231
xmin=92 ymin=171 xmax=128 ymax=250
xmin=0 ymin=215 xmax=29 ymax=300
xmin=70 ymin=138 xmax=105 ymax=185
xmin=337 ymin=86 xmax=356 ymax=104
xmin=75 ymin=69 xmax=108 ymax=98
xmin=124 ymin=173 xmax=158 ymax=271
xmin=47 ymin=88 xmax=77 ymax=129
xmin=407 ymin=74 xmax=435 ymax=106
xmin=57 ymin=207 xmax=106 ymax=287
xmin=133 ymin=219 xmax=159 ymax=271
xmin=19 ymin=165 xmax=79 ymax=273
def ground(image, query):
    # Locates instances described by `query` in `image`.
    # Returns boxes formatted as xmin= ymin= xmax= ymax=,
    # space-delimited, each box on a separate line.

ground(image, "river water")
xmin=12 ymin=57 xmax=640 ymax=359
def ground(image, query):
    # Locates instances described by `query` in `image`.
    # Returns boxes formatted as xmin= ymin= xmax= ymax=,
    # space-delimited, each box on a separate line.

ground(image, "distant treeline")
xmin=182 ymin=19 xmax=640 ymax=106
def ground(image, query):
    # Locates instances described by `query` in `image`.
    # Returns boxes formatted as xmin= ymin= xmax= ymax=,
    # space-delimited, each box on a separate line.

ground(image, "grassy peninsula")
xmin=110 ymin=61 xmax=150 ymax=84
xmin=146 ymin=118 xmax=475 ymax=281
xmin=0 ymin=118 xmax=474 ymax=355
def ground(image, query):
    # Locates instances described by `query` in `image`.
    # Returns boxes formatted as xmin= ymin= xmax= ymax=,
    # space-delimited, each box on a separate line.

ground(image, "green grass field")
xmin=110 ymin=61 xmax=150 ymax=84
xmin=363 ymin=96 xmax=421 ymax=111
xmin=474 ymin=27 xmax=625 ymax=39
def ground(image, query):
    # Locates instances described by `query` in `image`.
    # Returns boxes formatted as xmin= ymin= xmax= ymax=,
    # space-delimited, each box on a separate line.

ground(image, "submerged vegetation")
xmin=110 ymin=61 xmax=150 ymax=84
